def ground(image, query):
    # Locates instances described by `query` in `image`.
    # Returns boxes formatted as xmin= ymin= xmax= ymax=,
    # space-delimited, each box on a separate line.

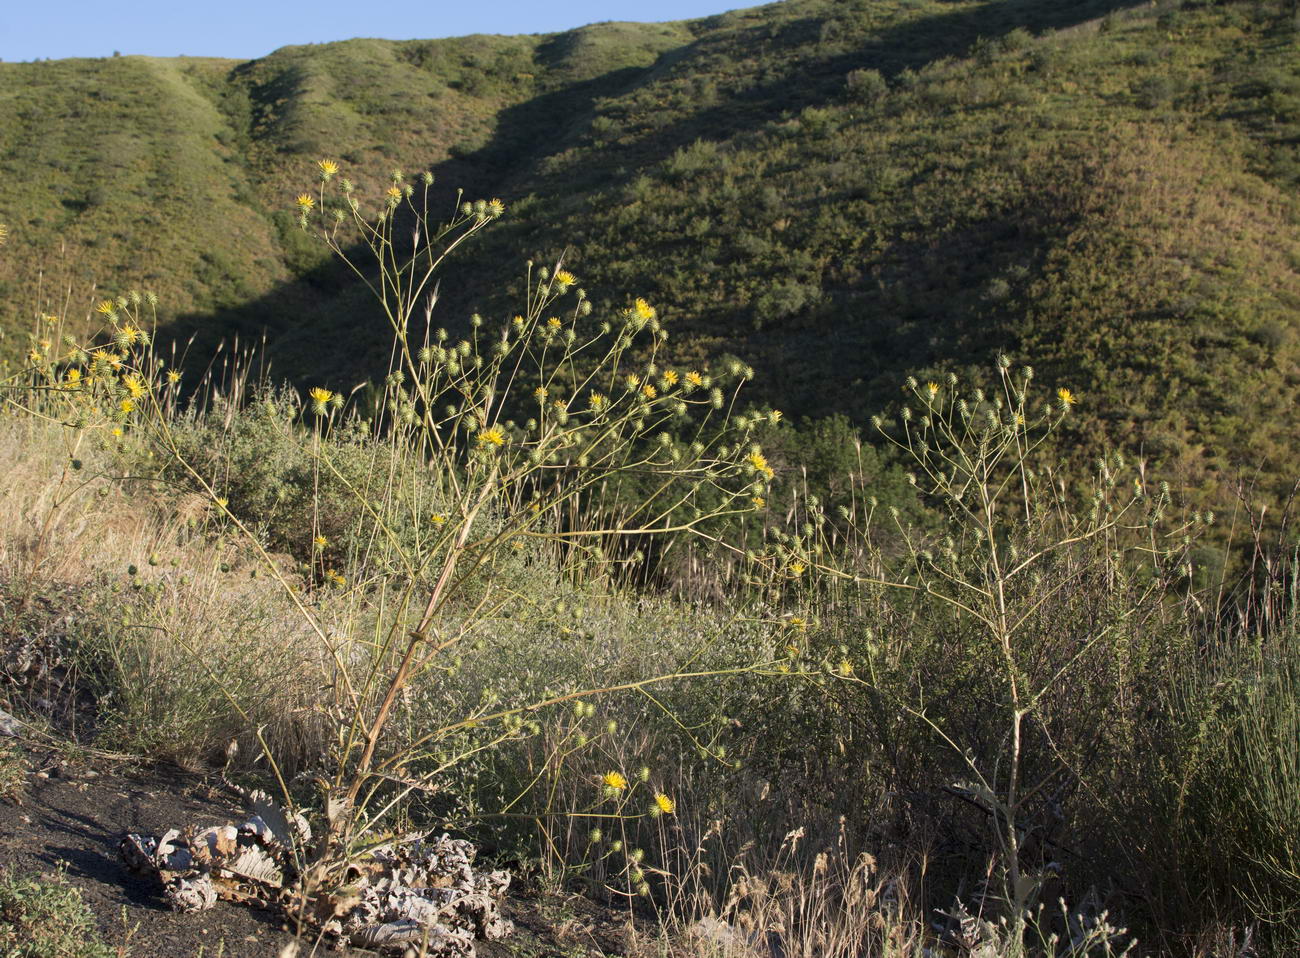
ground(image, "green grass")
xmin=0 ymin=868 xmax=120 ymax=958
xmin=3 ymin=9 xmax=1300 ymax=948
xmin=4 ymin=0 xmax=1298 ymax=532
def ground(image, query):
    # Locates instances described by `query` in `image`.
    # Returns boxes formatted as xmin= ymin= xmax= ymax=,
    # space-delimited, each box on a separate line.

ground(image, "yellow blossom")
xmin=924 ymin=382 xmax=940 ymax=400
xmin=122 ymin=374 xmax=145 ymax=398
xmin=661 ymin=369 xmax=679 ymax=386
xmin=325 ymin=569 xmax=346 ymax=586
xmin=111 ymin=426 xmax=124 ymax=438
xmin=546 ymin=317 xmax=562 ymax=330
xmin=553 ymin=270 xmax=576 ymax=286
xmin=633 ymin=298 xmax=656 ymax=321
xmin=602 ymin=771 xmax=628 ymax=790
xmin=477 ymin=427 xmax=507 ymax=447
xmin=166 ymin=369 xmax=182 ymax=385
xmin=642 ymin=383 xmax=657 ymax=400
xmin=589 ymin=392 xmax=608 ymax=411
xmin=1057 ymin=387 xmax=1078 ymax=407
xmin=488 ymin=198 xmax=505 ymax=216
xmin=534 ymin=386 xmax=548 ymax=401
xmin=685 ymin=370 xmax=703 ymax=386
xmin=119 ymin=398 xmax=135 ymax=414
xmin=752 ymin=495 xmax=766 ymax=509
xmin=313 ymin=535 xmax=328 ymax=548
xmin=652 ymin=793 xmax=676 ymax=816
xmin=317 ymin=159 xmax=339 ymax=179
xmin=95 ymin=300 xmax=117 ymax=316
xmin=0 ymin=223 xmax=8 ymax=246
xmin=295 ymin=193 xmax=315 ymax=211
xmin=431 ymin=514 xmax=447 ymax=524
xmin=385 ymin=186 xmax=402 ymax=201
xmin=747 ymin=450 xmax=774 ymax=479
xmin=789 ymin=561 xmax=806 ymax=576
xmin=309 ymin=387 xmax=333 ymax=403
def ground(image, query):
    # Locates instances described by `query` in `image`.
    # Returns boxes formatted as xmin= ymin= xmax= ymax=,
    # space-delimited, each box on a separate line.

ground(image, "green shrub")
xmin=0 ymin=869 xmax=118 ymax=958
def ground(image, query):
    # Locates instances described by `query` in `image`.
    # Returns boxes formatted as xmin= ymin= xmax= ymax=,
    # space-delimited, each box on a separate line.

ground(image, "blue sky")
xmin=1 ymin=0 xmax=753 ymax=62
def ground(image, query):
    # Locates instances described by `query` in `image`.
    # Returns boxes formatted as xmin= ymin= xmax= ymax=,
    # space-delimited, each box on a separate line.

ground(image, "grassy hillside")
xmin=2 ymin=0 xmax=1299 ymax=513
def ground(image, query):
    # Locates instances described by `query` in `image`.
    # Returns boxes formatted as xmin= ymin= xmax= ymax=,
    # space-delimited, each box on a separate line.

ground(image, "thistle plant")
xmin=758 ymin=361 xmax=1201 ymax=951
xmin=2 ymin=164 xmax=777 ymax=924
xmin=287 ymin=166 xmax=777 ymax=871
xmin=1 ymin=292 xmax=178 ymax=602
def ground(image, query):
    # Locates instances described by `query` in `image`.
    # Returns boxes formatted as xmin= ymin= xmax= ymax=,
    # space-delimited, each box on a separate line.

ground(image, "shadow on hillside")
xmin=162 ymin=54 xmax=677 ymax=387
xmin=163 ymin=0 xmax=1144 ymax=392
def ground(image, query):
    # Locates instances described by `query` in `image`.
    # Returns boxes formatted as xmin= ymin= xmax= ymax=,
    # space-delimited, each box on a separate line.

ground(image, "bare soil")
xmin=0 ymin=746 xmax=628 ymax=958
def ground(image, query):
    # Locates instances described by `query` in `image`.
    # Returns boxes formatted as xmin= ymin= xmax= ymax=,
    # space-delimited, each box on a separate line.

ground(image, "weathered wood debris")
xmin=120 ymin=790 xmax=514 ymax=955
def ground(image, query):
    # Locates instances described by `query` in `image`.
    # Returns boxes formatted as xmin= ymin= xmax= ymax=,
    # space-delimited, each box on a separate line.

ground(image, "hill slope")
xmin=1 ymin=0 xmax=1299 ymax=509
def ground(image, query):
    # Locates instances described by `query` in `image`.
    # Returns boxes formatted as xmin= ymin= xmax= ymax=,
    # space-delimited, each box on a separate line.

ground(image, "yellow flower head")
xmin=602 ymin=771 xmax=628 ymax=790
xmin=431 ymin=513 xmax=447 ymax=525
xmin=534 ymin=386 xmax=548 ymax=401
xmin=309 ymin=386 xmax=334 ymax=404
xmin=119 ymin=398 xmax=135 ymax=414
xmin=65 ymin=368 xmax=82 ymax=386
xmin=642 ymin=383 xmax=657 ymax=400
xmin=589 ymin=392 xmax=607 ymax=411
xmin=789 ymin=561 xmax=806 ymax=576
xmin=166 ymin=369 xmax=182 ymax=385
xmin=488 ymin=198 xmax=505 ymax=217
xmin=752 ymin=495 xmax=766 ymax=509
xmin=553 ymin=270 xmax=576 ymax=287
xmin=653 ymin=793 xmax=676 ymax=816
xmin=0 ymin=223 xmax=8 ymax=246
xmin=685 ymin=370 xmax=704 ymax=386
xmin=661 ymin=369 xmax=679 ymax=387
xmin=317 ymin=159 xmax=339 ymax=179
xmin=924 ymin=382 xmax=940 ymax=400
xmin=1057 ymin=387 xmax=1078 ymax=407
xmin=747 ymin=450 xmax=774 ymax=479
xmin=386 ymin=186 xmax=403 ymax=201
xmin=477 ymin=427 xmax=507 ymax=447
xmin=546 ymin=317 xmax=562 ymax=330
xmin=325 ymin=569 xmax=346 ymax=586
xmin=313 ymin=535 xmax=328 ymax=548
xmin=111 ymin=426 xmax=124 ymax=438
xmin=633 ymin=298 xmax=656 ymax=321
xmin=295 ymin=193 xmax=315 ymax=211
xmin=95 ymin=300 xmax=117 ymax=316
xmin=122 ymin=374 xmax=145 ymax=398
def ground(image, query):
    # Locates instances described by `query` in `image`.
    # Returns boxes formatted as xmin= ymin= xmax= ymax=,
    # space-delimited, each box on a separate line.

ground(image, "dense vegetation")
xmin=2 ymin=0 xmax=1299 ymax=520
xmin=3 ymin=2 xmax=1300 ymax=953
